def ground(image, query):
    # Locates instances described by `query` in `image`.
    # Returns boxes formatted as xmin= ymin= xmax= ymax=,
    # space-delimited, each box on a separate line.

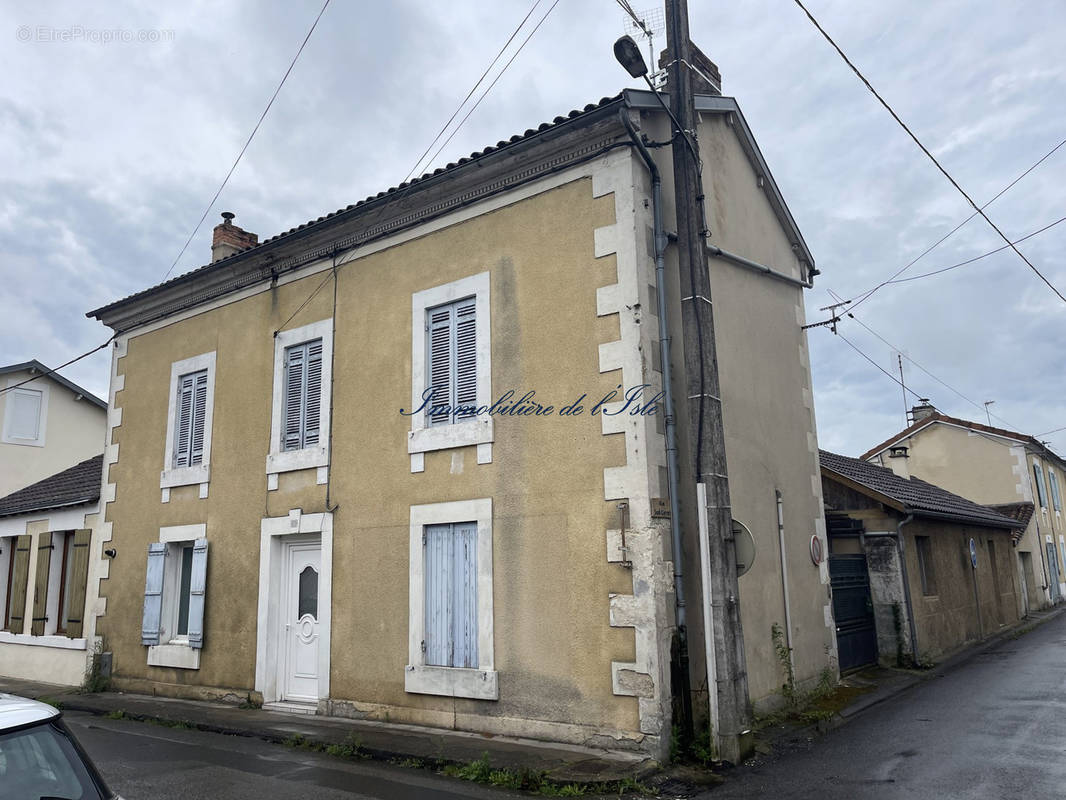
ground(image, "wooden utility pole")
xmin=665 ymin=0 xmax=751 ymax=764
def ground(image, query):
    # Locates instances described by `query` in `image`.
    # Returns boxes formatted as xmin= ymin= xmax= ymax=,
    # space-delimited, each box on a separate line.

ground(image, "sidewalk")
xmin=0 ymin=676 xmax=658 ymax=787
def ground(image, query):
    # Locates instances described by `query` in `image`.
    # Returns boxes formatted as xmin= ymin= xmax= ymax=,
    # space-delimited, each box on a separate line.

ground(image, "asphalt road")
xmin=701 ymin=611 xmax=1066 ymax=799
xmin=67 ymin=711 xmax=523 ymax=800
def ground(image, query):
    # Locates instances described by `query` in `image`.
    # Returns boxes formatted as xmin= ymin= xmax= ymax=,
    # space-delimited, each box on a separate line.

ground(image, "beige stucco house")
xmin=84 ymin=85 xmax=834 ymax=760
xmin=863 ymin=405 xmax=1066 ymax=616
xmin=0 ymin=361 xmax=107 ymax=497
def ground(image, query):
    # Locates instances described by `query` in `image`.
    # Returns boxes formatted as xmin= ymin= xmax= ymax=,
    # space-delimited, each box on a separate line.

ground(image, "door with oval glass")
xmin=281 ymin=538 xmax=320 ymax=703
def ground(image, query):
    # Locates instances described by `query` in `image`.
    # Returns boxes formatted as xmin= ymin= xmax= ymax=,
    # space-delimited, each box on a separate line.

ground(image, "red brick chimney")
xmin=211 ymin=212 xmax=258 ymax=262
xmin=658 ymin=40 xmax=722 ymax=95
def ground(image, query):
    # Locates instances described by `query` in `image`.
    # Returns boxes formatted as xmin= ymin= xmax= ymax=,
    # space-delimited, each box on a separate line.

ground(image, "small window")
xmin=1034 ymin=464 xmax=1049 ymax=509
xmin=282 ymin=339 xmax=323 ymax=451
xmin=176 ymin=544 xmax=194 ymax=636
xmin=916 ymin=536 xmax=936 ymax=595
xmin=2 ymin=386 xmax=47 ymax=446
xmin=1048 ymin=469 xmax=1062 ymax=512
xmin=173 ymin=370 xmax=209 ymax=468
xmin=426 ymin=298 xmax=477 ymax=426
xmin=298 ymin=566 xmax=318 ymax=620
xmin=141 ymin=538 xmax=209 ymax=649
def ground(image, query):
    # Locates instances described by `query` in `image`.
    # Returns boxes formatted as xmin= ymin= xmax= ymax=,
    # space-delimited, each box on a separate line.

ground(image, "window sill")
xmin=0 ymin=632 xmax=86 ymax=650
xmin=0 ymin=437 xmax=45 ymax=448
xmin=266 ymin=446 xmax=329 ymax=476
xmin=147 ymin=642 xmax=201 ymax=670
xmin=160 ymin=463 xmax=210 ymax=489
xmin=408 ymin=418 xmax=493 ymax=472
xmin=404 ymin=664 xmax=498 ymax=700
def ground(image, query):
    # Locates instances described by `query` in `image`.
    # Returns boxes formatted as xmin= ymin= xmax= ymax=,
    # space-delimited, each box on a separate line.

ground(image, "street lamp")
xmin=613 ymin=34 xmax=648 ymax=78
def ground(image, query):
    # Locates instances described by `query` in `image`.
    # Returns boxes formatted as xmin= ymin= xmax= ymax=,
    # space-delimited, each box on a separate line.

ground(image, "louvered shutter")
xmin=190 ymin=371 xmax=208 ymax=466
xmin=186 ymin=538 xmax=208 ymax=649
xmin=7 ymin=535 xmax=31 ymax=633
xmin=452 ymin=522 xmax=479 ymax=668
xmin=423 ymin=523 xmax=478 ymax=668
xmin=303 ymin=340 xmax=323 ymax=446
xmin=64 ymin=529 xmax=92 ymax=639
xmin=427 ymin=306 xmax=454 ymax=426
xmin=141 ymin=542 xmax=167 ymax=645
xmin=173 ymin=373 xmax=195 ymax=468
xmin=454 ymin=300 xmax=477 ymax=421
xmin=282 ymin=344 xmax=306 ymax=451
xmin=30 ymin=533 xmax=55 ymax=636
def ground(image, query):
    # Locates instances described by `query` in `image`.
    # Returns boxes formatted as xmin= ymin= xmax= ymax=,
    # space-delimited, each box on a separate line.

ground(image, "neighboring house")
xmin=820 ymin=450 xmax=1023 ymax=668
xmin=84 ymin=82 xmax=833 ymax=759
xmin=863 ymin=405 xmax=1066 ymax=615
xmin=0 ymin=454 xmax=105 ymax=685
xmin=0 ymin=361 xmax=107 ymax=497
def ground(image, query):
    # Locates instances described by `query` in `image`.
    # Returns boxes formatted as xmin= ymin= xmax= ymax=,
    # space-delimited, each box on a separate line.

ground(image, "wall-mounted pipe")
xmin=707 ymin=244 xmax=813 ymax=289
xmin=775 ymin=490 xmax=795 ymax=676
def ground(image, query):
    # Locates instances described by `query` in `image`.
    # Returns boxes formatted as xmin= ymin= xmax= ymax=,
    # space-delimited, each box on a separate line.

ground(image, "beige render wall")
xmin=97 ymin=174 xmax=658 ymax=743
xmin=647 ymin=106 xmax=834 ymax=715
xmin=0 ymin=370 xmax=106 ymax=496
xmin=903 ymin=519 xmax=1020 ymax=661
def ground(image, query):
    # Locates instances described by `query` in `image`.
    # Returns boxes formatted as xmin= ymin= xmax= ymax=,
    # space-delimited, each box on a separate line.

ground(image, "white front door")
xmin=281 ymin=539 xmax=321 ymax=703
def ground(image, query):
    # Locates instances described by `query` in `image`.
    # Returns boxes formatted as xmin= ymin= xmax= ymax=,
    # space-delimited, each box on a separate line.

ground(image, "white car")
xmin=0 ymin=693 xmax=119 ymax=800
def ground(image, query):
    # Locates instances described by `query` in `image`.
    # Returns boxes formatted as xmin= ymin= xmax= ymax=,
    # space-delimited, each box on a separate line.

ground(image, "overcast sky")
xmin=2 ymin=0 xmax=1063 ymax=457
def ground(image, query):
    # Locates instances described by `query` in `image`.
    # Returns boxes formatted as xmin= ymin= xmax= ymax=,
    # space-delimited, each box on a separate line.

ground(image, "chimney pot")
xmin=910 ymin=400 xmax=936 ymax=423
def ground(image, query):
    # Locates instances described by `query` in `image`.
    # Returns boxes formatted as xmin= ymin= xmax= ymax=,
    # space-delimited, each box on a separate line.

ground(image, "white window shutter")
xmin=304 ymin=339 xmax=323 ymax=446
xmin=8 ymin=390 xmax=41 ymax=439
xmin=173 ymin=374 xmax=195 ymax=468
xmin=424 ymin=524 xmax=452 ymax=667
xmin=427 ymin=307 xmax=454 ymax=426
xmin=141 ymin=542 xmax=167 ymax=645
xmin=190 ymin=371 xmax=208 ymax=466
xmin=187 ymin=538 xmax=209 ymax=649
xmin=454 ymin=299 xmax=477 ymax=420
xmin=283 ymin=344 xmax=306 ymax=451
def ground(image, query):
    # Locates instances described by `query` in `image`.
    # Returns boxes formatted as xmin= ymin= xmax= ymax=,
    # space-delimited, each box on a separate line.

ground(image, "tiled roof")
xmin=88 ymin=94 xmax=626 ymax=318
xmin=820 ymin=449 xmax=1024 ymax=529
xmin=0 ymin=361 xmax=106 ymax=409
xmin=0 ymin=454 xmax=103 ymax=517
xmin=986 ymin=502 xmax=1035 ymax=541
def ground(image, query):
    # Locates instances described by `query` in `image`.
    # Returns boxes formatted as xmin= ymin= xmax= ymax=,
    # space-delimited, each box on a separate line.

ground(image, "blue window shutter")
xmin=173 ymin=374 xmax=195 ymax=468
xmin=187 ymin=538 xmax=209 ymax=649
xmin=190 ymin=371 xmax=209 ymax=466
xmin=282 ymin=344 xmax=306 ymax=451
xmin=304 ymin=339 xmax=323 ymax=446
xmin=452 ymin=522 xmax=478 ymax=668
xmin=141 ymin=543 xmax=167 ymax=646
xmin=427 ymin=306 xmax=454 ymax=426
xmin=423 ymin=522 xmax=478 ymax=668
xmin=424 ymin=524 xmax=452 ymax=666
xmin=454 ymin=300 xmax=477 ymax=421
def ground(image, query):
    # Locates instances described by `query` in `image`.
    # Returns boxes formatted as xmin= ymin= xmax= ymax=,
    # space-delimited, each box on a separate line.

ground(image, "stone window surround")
xmin=160 ymin=351 xmax=216 ymax=501
xmin=146 ymin=524 xmax=205 ymax=671
xmin=406 ymin=497 xmax=497 ymax=701
xmin=408 ymin=273 xmax=493 ymax=473
xmin=266 ymin=319 xmax=333 ymax=490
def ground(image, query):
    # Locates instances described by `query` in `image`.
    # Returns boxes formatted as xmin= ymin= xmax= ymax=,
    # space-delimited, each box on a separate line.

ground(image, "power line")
xmin=1037 ymin=426 xmax=1066 ymax=437
xmin=827 ymin=289 xmax=1023 ymax=432
xmin=275 ymin=0 xmax=562 ymax=336
xmin=845 ymin=137 xmax=1066 ymax=309
xmin=413 ymin=0 xmax=563 ymax=180
xmin=887 ymin=214 xmax=1066 ymax=285
xmin=161 ymin=0 xmax=332 ymax=282
xmin=401 ymin=0 xmax=546 ymax=184
xmin=0 ymin=336 xmax=117 ymax=397
xmin=792 ymin=0 xmax=1066 ymax=305
xmin=837 ymin=332 xmax=925 ymax=403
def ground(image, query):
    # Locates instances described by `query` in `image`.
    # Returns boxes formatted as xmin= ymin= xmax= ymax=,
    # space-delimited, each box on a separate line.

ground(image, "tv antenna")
xmin=620 ymin=5 xmax=666 ymax=87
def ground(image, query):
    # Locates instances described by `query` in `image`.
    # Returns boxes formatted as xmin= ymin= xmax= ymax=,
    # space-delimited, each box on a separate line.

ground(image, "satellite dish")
xmin=733 ymin=519 xmax=756 ymax=577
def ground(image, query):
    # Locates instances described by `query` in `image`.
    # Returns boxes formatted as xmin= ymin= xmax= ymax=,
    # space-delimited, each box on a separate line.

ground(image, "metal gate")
xmin=829 ymin=553 xmax=878 ymax=671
